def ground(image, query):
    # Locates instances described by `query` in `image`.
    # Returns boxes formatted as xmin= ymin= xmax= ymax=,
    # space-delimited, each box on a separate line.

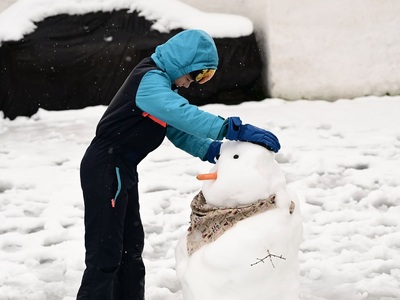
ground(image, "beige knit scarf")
xmin=187 ymin=191 xmax=295 ymax=256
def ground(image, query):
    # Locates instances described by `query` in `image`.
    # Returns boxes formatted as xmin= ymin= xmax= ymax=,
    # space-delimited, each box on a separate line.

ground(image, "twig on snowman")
xmin=251 ymin=250 xmax=286 ymax=268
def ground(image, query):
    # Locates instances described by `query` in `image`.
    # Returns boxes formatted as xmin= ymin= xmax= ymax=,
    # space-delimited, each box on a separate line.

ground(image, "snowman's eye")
xmin=233 ymin=154 xmax=239 ymax=159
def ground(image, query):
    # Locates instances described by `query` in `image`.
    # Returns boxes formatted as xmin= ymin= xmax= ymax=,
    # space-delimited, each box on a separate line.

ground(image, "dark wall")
xmin=0 ymin=9 xmax=265 ymax=119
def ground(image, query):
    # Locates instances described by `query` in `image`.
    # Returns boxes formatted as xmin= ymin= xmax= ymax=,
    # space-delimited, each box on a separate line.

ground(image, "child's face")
xmin=174 ymin=74 xmax=194 ymax=88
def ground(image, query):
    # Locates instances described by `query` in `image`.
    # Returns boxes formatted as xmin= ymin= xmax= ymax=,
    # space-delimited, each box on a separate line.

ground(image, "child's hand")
xmin=226 ymin=117 xmax=280 ymax=153
xmin=206 ymin=141 xmax=222 ymax=163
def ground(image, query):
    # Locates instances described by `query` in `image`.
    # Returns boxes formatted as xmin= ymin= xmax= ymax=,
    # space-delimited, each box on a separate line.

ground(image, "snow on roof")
xmin=0 ymin=0 xmax=253 ymax=43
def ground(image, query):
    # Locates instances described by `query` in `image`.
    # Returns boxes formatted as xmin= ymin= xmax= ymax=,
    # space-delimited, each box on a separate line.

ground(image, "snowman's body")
xmin=175 ymin=141 xmax=303 ymax=300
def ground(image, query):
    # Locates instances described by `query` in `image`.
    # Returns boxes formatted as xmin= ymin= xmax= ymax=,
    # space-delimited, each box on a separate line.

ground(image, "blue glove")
xmin=205 ymin=141 xmax=222 ymax=163
xmin=226 ymin=117 xmax=281 ymax=153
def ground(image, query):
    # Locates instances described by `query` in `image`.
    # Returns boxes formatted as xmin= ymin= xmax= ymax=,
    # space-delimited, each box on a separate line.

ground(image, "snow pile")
xmin=1 ymin=96 xmax=399 ymax=299
xmin=181 ymin=0 xmax=400 ymax=100
xmin=266 ymin=0 xmax=400 ymax=100
xmin=0 ymin=0 xmax=253 ymax=43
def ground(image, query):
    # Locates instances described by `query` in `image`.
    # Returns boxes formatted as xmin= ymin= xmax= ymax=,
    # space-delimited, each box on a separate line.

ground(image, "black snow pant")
xmin=77 ymin=143 xmax=145 ymax=300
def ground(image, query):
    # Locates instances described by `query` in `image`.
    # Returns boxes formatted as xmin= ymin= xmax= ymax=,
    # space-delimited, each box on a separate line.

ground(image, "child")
xmin=77 ymin=29 xmax=280 ymax=300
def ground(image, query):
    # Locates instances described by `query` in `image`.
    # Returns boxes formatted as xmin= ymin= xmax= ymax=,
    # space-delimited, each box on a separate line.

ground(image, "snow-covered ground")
xmin=1 ymin=96 xmax=399 ymax=300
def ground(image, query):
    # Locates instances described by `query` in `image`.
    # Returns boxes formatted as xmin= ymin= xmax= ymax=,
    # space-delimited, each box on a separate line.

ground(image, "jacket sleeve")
xmin=136 ymin=70 xmax=225 ymax=140
xmin=166 ymin=126 xmax=212 ymax=160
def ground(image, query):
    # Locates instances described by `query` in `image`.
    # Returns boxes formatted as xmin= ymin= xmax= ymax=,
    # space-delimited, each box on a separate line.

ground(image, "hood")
xmin=151 ymin=29 xmax=219 ymax=82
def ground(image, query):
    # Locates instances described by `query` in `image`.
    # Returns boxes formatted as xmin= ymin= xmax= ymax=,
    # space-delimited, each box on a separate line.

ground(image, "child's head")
xmin=151 ymin=29 xmax=218 ymax=84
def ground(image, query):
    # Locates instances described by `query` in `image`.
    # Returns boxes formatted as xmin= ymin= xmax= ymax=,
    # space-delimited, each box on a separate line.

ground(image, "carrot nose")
xmin=196 ymin=172 xmax=218 ymax=181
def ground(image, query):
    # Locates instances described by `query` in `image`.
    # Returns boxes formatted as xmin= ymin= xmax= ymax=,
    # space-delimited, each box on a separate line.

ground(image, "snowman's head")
xmin=198 ymin=141 xmax=287 ymax=207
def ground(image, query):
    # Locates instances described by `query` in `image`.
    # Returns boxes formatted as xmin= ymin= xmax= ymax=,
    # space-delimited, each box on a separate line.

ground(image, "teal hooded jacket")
xmin=95 ymin=29 xmax=226 ymax=162
xmin=136 ymin=29 xmax=226 ymax=160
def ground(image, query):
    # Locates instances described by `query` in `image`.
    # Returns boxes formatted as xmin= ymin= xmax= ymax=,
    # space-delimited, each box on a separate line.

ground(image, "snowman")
xmin=175 ymin=141 xmax=303 ymax=300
